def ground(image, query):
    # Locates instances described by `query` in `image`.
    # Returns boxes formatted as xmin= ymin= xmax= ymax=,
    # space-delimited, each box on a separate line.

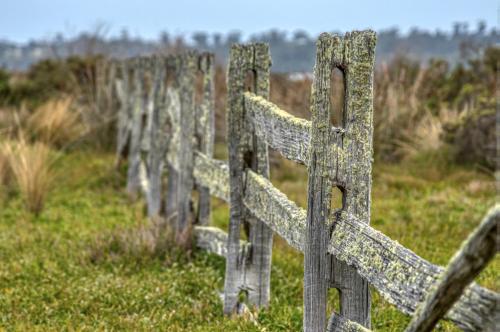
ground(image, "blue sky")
xmin=1 ymin=0 xmax=498 ymax=42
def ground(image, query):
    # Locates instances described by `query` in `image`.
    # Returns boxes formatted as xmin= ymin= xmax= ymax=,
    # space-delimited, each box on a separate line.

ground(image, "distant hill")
xmin=1 ymin=23 xmax=498 ymax=72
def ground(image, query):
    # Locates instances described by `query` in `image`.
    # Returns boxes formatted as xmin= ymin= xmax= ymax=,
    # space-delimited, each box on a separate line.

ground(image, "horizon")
xmin=2 ymin=0 xmax=497 ymax=44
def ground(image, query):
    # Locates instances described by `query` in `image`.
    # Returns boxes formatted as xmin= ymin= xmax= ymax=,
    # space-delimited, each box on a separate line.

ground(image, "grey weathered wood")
xmin=303 ymin=33 xmax=339 ymax=332
xmin=139 ymin=58 xmax=155 ymax=196
xmin=330 ymin=30 xmax=377 ymax=328
xmin=175 ymin=52 xmax=197 ymax=245
xmin=195 ymin=53 xmax=215 ymax=225
xmin=165 ymin=164 xmax=178 ymax=223
xmin=405 ymin=206 xmax=499 ymax=332
xmin=146 ymin=56 xmax=169 ymax=219
xmin=243 ymin=169 xmax=305 ymax=251
xmin=224 ymin=43 xmax=273 ymax=314
xmin=106 ymin=59 xmax=117 ymax=118
xmin=164 ymin=82 xmax=181 ymax=225
xmin=329 ymin=210 xmax=499 ymax=331
xmin=115 ymin=79 xmax=128 ymax=160
xmin=163 ymin=56 xmax=182 ymax=226
xmin=245 ymin=45 xmax=274 ymax=308
xmin=95 ymin=58 xmax=105 ymax=113
xmin=244 ymin=92 xmax=313 ymax=165
xmin=225 ymin=46 xmax=255 ymax=315
xmin=126 ymin=58 xmax=146 ymax=199
xmin=115 ymin=60 xmax=133 ymax=166
xmin=194 ymin=226 xmax=250 ymax=258
xmin=193 ymin=151 xmax=230 ymax=202
xmin=327 ymin=313 xmax=370 ymax=332
xmin=241 ymin=167 xmax=498 ymax=330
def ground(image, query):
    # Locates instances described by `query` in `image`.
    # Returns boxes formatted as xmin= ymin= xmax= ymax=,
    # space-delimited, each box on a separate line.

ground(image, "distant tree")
xmin=226 ymin=31 xmax=242 ymax=45
xmin=159 ymin=31 xmax=170 ymax=47
xmin=476 ymin=20 xmax=487 ymax=35
xmin=192 ymin=32 xmax=209 ymax=49
xmin=120 ymin=28 xmax=130 ymax=41
xmin=212 ymin=33 xmax=222 ymax=48
xmin=293 ymin=30 xmax=310 ymax=45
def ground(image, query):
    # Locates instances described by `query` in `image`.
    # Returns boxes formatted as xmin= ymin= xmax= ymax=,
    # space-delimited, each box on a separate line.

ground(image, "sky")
xmin=1 ymin=0 xmax=498 ymax=43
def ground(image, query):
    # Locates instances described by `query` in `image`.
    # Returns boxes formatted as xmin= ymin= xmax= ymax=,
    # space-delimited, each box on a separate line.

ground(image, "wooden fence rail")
xmin=107 ymin=30 xmax=499 ymax=331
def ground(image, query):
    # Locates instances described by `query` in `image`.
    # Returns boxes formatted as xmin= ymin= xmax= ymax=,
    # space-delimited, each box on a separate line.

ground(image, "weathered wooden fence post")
xmin=146 ymin=56 xmax=168 ymax=219
xmin=330 ymin=31 xmax=376 ymax=328
xmin=195 ymin=53 xmax=215 ymax=225
xmin=164 ymin=56 xmax=181 ymax=225
xmin=304 ymin=31 xmax=376 ymax=331
xmin=139 ymin=58 xmax=155 ymax=196
xmin=126 ymin=57 xmax=146 ymax=199
xmin=304 ymin=33 xmax=339 ymax=332
xmin=175 ymin=52 xmax=198 ymax=245
xmin=224 ymin=43 xmax=273 ymax=313
xmin=115 ymin=59 xmax=132 ymax=166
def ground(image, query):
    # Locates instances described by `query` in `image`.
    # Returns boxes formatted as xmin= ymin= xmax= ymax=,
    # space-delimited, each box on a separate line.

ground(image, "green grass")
xmin=0 ymin=149 xmax=497 ymax=331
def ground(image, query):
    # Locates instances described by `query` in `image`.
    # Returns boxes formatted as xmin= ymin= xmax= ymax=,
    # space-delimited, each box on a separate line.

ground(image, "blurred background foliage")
xmin=0 ymin=42 xmax=497 ymax=169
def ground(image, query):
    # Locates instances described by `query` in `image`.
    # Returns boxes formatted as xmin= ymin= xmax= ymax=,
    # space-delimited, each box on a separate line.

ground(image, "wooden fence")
xmin=108 ymin=30 xmax=499 ymax=331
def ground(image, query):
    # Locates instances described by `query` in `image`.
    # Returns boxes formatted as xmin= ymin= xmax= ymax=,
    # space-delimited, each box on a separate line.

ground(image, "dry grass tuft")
xmin=0 ymin=145 xmax=10 ymax=191
xmin=27 ymin=97 xmax=85 ymax=147
xmin=1 ymin=139 xmax=56 ymax=215
xmin=396 ymin=108 xmax=461 ymax=159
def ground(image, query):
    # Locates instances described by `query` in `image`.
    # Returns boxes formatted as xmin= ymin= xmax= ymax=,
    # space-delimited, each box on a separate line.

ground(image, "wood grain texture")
xmin=126 ymin=57 xmax=146 ymax=199
xmin=245 ymin=44 xmax=274 ymax=308
xmin=329 ymin=210 xmax=499 ymax=331
xmin=240 ymin=168 xmax=498 ymax=330
xmin=195 ymin=53 xmax=215 ymax=226
xmin=303 ymin=33 xmax=339 ymax=332
xmin=329 ymin=30 xmax=377 ymax=328
xmin=327 ymin=313 xmax=371 ymax=332
xmin=194 ymin=226 xmax=250 ymax=259
xmin=404 ymin=206 xmax=499 ymax=332
xmin=175 ymin=52 xmax=197 ymax=244
xmin=115 ymin=60 xmax=132 ymax=165
xmin=244 ymin=92 xmax=346 ymax=170
xmin=243 ymin=169 xmax=305 ymax=251
xmin=193 ymin=151 xmax=230 ymax=202
xmin=146 ymin=56 xmax=169 ymax=219
xmin=244 ymin=92 xmax=313 ymax=165
xmin=224 ymin=43 xmax=273 ymax=314
xmin=164 ymin=85 xmax=181 ymax=226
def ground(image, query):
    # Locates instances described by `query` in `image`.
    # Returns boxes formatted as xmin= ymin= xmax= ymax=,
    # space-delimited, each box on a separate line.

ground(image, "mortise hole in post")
xmin=238 ymin=289 xmax=249 ymax=305
xmin=329 ymin=67 xmax=345 ymax=127
xmin=194 ymin=71 xmax=204 ymax=107
xmin=244 ymin=69 xmax=257 ymax=92
xmin=327 ymin=287 xmax=341 ymax=317
xmin=330 ymin=185 xmax=345 ymax=214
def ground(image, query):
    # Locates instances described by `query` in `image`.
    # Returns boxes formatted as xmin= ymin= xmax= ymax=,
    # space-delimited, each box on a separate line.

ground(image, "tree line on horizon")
xmin=0 ymin=21 xmax=498 ymax=72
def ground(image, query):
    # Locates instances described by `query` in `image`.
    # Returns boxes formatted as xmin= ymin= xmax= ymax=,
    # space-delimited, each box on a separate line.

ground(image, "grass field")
xmin=0 ymin=149 xmax=497 ymax=331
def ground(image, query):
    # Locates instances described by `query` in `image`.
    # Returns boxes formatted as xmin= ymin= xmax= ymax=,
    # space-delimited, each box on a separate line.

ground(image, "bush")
xmin=443 ymin=104 xmax=495 ymax=169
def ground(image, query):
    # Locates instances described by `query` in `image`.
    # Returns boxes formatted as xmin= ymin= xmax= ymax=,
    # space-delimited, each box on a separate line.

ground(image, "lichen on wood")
xmin=224 ymin=43 xmax=273 ymax=314
xmin=194 ymin=226 xmax=250 ymax=258
xmin=195 ymin=53 xmax=215 ymax=225
xmin=404 ymin=205 xmax=499 ymax=332
xmin=243 ymin=170 xmax=306 ymax=251
xmin=174 ymin=52 xmax=197 ymax=244
xmin=327 ymin=313 xmax=371 ymax=332
xmin=237 ymin=166 xmax=498 ymax=330
xmin=126 ymin=57 xmax=147 ymax=199
xmin=244 ymin=92 xmax=313 ymax=165
xmin=114 ymin=60 xmax=133 ymax=165
xmin=193 ymin=151 xmax=230 ymax=202
xmin=146 ymin=56 xmax=170 ymax=219
xmin=328 ymin=210 xmax=499 ymax=331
